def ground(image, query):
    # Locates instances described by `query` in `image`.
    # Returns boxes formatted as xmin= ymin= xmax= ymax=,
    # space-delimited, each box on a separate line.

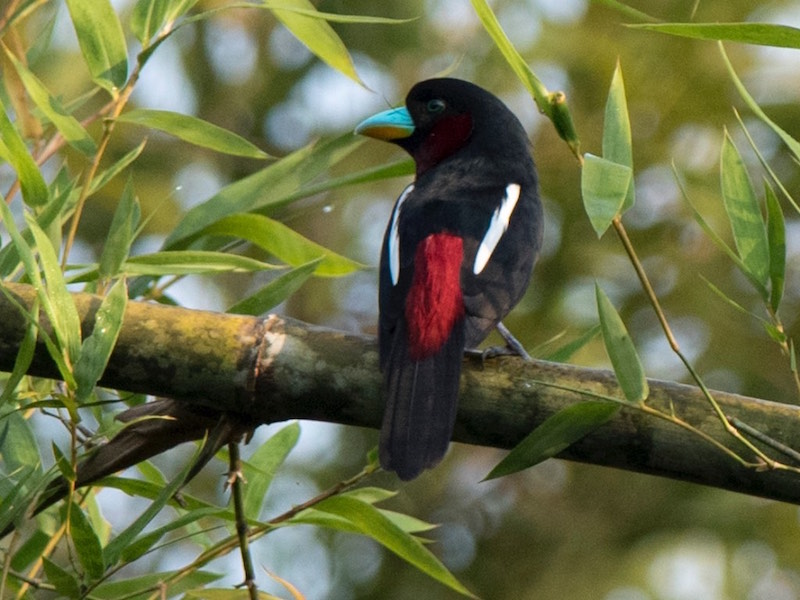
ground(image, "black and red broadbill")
xmin=355 ymin=78 xmax=543 ymax=480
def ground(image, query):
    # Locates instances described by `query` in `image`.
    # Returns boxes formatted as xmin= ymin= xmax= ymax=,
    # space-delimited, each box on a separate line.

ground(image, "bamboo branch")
xmin=2 ymin=281 xmax=800 ymax=504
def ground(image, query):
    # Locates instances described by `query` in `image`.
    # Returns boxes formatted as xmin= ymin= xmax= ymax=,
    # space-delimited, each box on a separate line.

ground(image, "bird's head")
xmin=356 ymin=78 xmax=528 ymax=177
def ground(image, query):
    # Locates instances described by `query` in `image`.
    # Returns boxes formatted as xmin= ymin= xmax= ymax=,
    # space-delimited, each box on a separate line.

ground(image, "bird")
xmin=355 ymin=78 xmax=544 ymax=481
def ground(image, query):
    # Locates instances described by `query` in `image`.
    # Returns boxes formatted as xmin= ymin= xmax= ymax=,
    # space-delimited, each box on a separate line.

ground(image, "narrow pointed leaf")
xmin=0 ymin=97 xmax=48 ymax=207
xmin=261 ymin=2 xmax=415 ymax=24
xmin=630 ymin=22 xmax=800 ymax=49
xmin=3 ymin=50 xmax=96 ymax=155
xmin=69 ymin=502 xmax=106 ymax=580
xmin=120 ymin=507 xmax=224 ymax=563
xmin=602 ymin=62 xmax=635 ymax=212
xmin=88 ymin=140 xmax=147 ymax=195
xmin=122 ymin=251 xmax=281 ymax=276
xmin=131 ymin=0 xmax=170 ymax=46
xmin=74 ymin=278 xmax=127 ymax=403
xmin=720 ymin=44 xmax=800 ymax=163
xmin=42 ymin=557 xmax=81 ymax=598
xmin=166 ymin=134 xmax=363 ymax=248
xmin=596 ymin=283 xmax=648 ymax=403
xmin=64 ymin=0 xmax=128 ymax=93
xmin=265 ymin=0 xmax=365 ymax=86
xmin=720 ymin=131 xmax=769 ymax=291
xmin=764 ymin=183 xmax=786 ymax=312
xmin=227 ymin=259 xmax=321 ymax=315
xmin=581 ymin=153 xmax=632 ymax=237
xmin=242 ymin=422 xmax=300 ymax=518
xmin=103 ymin=445 xmax=200 ymax=567
xmin=486 ymin=401 xmax=620 ymax=479
xmin=99 ymin=179 xmax=140 ymax=279
xmin=201 ymin=213 xmax=364 ymax=277
xmin=117 ymin=109 xmax=272 ymax=159
xmin=313 ymin=495 xmax=476 ymax=598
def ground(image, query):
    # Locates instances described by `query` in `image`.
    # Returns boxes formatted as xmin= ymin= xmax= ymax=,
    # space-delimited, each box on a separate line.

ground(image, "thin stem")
xmin=228 ymin=442 xmax=258 ymax=600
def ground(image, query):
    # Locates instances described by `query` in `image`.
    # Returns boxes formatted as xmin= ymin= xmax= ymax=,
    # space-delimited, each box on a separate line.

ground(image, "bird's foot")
xmin=465 ymin=322 xmax=532 ymax=364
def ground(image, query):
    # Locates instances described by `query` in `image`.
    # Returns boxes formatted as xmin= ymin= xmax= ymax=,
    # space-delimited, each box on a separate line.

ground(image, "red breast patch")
xmin=404 ymin=233 xmax=464 ymax=360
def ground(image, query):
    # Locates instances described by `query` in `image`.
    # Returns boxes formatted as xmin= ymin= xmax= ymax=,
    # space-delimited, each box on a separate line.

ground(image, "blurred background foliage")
xmin=4 ymin=0 xmax=800 ymax=598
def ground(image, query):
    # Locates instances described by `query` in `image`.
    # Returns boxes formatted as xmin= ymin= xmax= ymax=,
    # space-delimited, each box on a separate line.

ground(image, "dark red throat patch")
xmin=415 ymin=113 xmax=473 ymax=176
xmin=405 ymin=233 xmax=464 ymax=360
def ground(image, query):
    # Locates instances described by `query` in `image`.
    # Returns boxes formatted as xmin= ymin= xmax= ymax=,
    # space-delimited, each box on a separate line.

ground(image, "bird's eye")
xmin=426 ymin=99 xmax=446 ymax=113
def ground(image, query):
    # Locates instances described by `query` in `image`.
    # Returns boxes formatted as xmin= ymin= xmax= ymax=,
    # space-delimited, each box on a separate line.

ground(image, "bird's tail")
xmin=379 ymin=319 xmax=465 ymax=480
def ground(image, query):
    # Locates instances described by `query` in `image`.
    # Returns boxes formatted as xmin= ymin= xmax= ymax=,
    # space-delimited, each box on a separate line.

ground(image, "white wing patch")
xmin=473 ymin=183 xmax=521 ymax=275
xmin=389 ymin=184 xmax=414 ymax=285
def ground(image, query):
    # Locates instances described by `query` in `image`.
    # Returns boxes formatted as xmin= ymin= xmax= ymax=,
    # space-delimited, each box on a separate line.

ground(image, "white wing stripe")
xmin=473 ymin=183 xmax=521 ymax=275
xmin=389 ymin=184 xmax=414 ymax=285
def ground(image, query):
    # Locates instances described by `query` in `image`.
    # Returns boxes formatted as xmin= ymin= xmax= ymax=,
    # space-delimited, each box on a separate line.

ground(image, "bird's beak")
xmin=355 ymin=107 xmax=415 ymax=140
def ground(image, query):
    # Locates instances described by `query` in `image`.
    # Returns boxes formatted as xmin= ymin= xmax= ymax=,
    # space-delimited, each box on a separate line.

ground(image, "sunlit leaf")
xmin=765 ymin=182 xmax=786 ymax=313
xmin=201 ymin=213 xmax=364 ymax=277
xmin=720 ymin=130 xmax=769 ymax=291
xmin=485 ymin=401 xmax=620 ymax=479
xmin=595 ymin=283 xmax=648 ymax=403
xmin=264 ymin=0 xmax=365 ymax=86
xmin=227 ymin=259 xmax=321 ymax=315
xmin=122 ymin=251 xmax=281 ymax=276
xmin=581 ymin=153 xmax=632 ymax=237
xmin=64 ymin=0 xmax=128 ymax=93
xmin=313 ymin=495 xmax=476 ymax=598
xmin=117 ymin=109 xmax=272 ymax=159
xmin=261 ymin=2 xmax=415 ymax=24
xmin=3 ymin=49 xmax=96 ymax=155
xmin=630 ymin=22 xmax=800 ymax=49
xmin=88 ymin=140 xmax=147 ymax=195
xmin=602 ymin=61 xmax=635 ymax=212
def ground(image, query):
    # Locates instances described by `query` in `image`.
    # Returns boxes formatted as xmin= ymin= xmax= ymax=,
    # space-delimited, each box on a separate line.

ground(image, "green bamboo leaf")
xmin=119 ymin=507 xmax=224 ymax=563
xmin=544 ymin=324 xmax=601 ymax=363
xmin=91 ymin=570 xmax=222 ymax=599
xmin=201 ymin=213 xmax=363 ymax=277
xmin=42 ymin=557 xmax=81 ymax=598
xmin=165 ymin=133 xmax=363 ymax=248
xmin=122 ymin=251 xmax=281 ymax=276
xmin=27 ymin=216 xmax=83 ymax=369
xmin=313 ymin=495 xmax=476 ymax=598
xmin=0 ymin=291 xmax=38 ymax=406
xmin=764 ymin=182 xmax=786 ymax=313
xmin=242 ymin=422 xmax=300 ymax=518
xmin=68 ymin=502 xmax=106 ymax=580
xmin=630 ymin=22 xmax=800 ymax=49
xmin=227 ymin=259 xmax=320 ymax=315
xmin=720 ymin=130 xmax=769 ymax=291
xmin=64 ymin=0 xmax=128 ymax=93
xmin=74 ymin=278 xmax=127 ymax=403
xmin=602 ymin=61 xmax=635 ymax=212
xmin=99 ymin=179 xmax=140 ymax=279
xmin=469 ymin=0 xmax=549 ymax=110
xmin=0 ymin=409 xmax=41 ymax=472
xmin=720 ymin=44 xmax=800 ymax=164
xmin=0 ymin=97 xmax=48 ymax=207
xmin=117 ymin=109 xmax=272 ymax=159
xmin=581 ymin=153 xmax=632 ymax=237
xmin=88 ymin=140 xmax=147 ymax=195
xmin=3 ymin=49 xmax=96 ymax=156
xmin=264 ymin=0 xmax=365 ymax=87
xmin=131 ymin=0 xmax=170 ymax=46
xmin=261 ymin=2 xmax=415 ymax=24
xmin=485 ymin=401 xmax=620 ymax=479
xmin=596 ymin=283 xmax=648 ymax=403
xmin=103 ymin=445 xmax=201 ymax=567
